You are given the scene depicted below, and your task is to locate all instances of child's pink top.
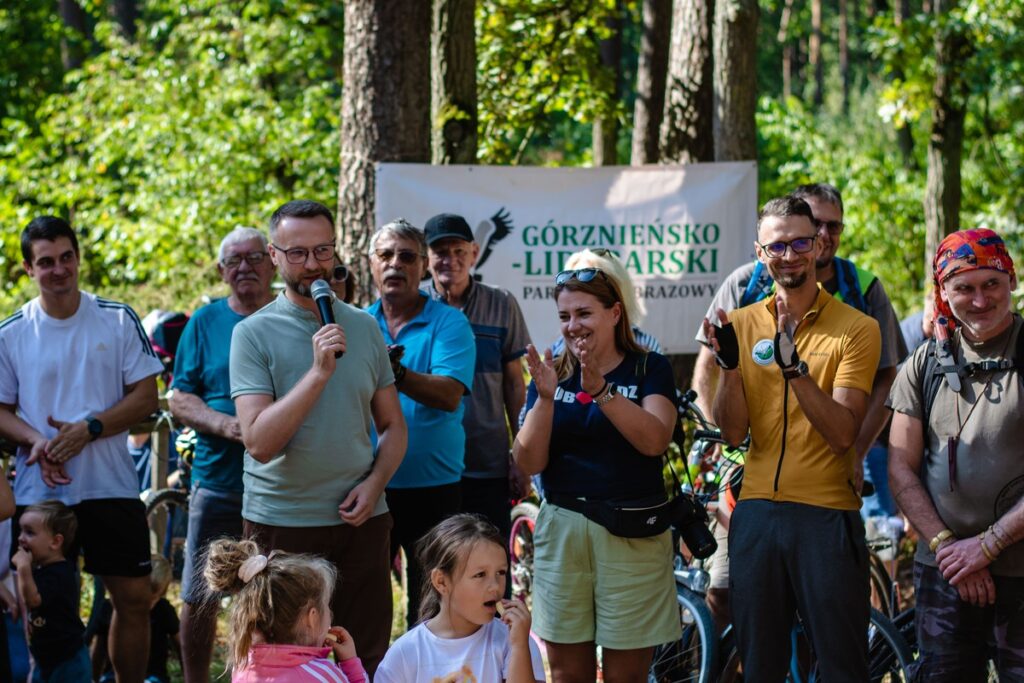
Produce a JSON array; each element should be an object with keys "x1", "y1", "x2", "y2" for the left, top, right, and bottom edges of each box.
[{"x1": 232, "y1": 644, "x2": 367, "y2": 683}]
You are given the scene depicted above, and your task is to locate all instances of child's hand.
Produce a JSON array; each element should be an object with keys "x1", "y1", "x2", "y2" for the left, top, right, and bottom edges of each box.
[
  {"x1": 11, "y1": 548, "x2": 31, "y2": 570},
  {"x1": 325, "y1": 626, "x2": 357, "y2": 661},
  {"x1": 498, "y1": 599, "x2": 531, "y2": 647}
]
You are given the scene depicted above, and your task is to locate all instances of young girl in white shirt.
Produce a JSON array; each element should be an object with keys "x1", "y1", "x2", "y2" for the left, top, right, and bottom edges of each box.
[{"x1": 375, "y1": 514, "x2": 546, "y2": 683}]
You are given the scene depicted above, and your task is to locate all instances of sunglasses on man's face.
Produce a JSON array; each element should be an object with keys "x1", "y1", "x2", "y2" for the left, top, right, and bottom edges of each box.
[
  {"x1": 373, "y1": 248, "x2": 422, "y2": 265},
  {"x1": 756, "y1": 236, "x2": 817, "y2": 259},
  {"x1": 555, "y1": 268, "x2": 607, "y2": 286}
]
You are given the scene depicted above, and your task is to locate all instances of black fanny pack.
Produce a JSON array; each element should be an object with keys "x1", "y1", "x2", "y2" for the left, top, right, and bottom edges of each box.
[{"x1": 547, "y1": 491, "x2": 683, "y2": 538}]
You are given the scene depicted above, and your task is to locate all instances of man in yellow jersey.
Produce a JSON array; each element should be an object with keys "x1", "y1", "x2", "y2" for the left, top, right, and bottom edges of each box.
[{"x1": 703, "y1": 196, "x2": 881, "y2": 682}]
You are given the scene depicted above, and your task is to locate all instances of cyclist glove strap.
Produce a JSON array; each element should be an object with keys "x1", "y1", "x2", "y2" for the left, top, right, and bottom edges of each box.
[
  {"x1": 774, "y1": 325, "x2": 800, "y2": 369},
  {"x1": 713, "y1": 323, "x2": 740, "y2": 370}
]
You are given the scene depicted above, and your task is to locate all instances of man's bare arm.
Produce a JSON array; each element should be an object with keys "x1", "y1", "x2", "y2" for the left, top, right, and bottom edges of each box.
[
  {"x1": 713, "y1": 368, "x2": 749, "y2": 448},
  {"x1": 888, "y1": 411, "x2": 948, "y2": 541},
  {"x1": 789, "y1": 380, "x2": 868, "y2": 456},
  {"x1": 395, "y1": 371, "x2": 465, "y2": 412},
  {"x1": 502, "y1": 357, "x2": 527, "y2": 438},
  {"x1": 169, "y1": 390, "x2": 241, "y2": 442},
  {"x1": 853, "y1": 365, "x2": 897, "y2": 458},
  {"x1": 691, "y1": 345, "x2": 721, "y2": 421}
]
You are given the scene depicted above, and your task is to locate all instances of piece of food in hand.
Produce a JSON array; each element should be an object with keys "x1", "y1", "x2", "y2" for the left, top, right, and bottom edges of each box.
[
  {"x1": 324, "y1": 627, "x2": 346, "y2": 645},
  {"x1": 495, "y1": 601, "x2": 507, "y2": 616}
]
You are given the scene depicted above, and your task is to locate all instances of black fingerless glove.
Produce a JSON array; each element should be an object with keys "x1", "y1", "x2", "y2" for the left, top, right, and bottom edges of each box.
[
  {"x1": 773, "y1": 326, "x2": 800, "y2": 370},
  {"x1": 712, "y1": 323, "x2": 740, "y2": 370}
]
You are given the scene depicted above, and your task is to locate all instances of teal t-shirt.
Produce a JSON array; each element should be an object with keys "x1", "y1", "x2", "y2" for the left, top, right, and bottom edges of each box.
[
  {"x1": 172, "y1": 298, "x2": 246, "y2": 493},
  {"x1": 367, "y1": 292, "x2": 476, "y2": 488},
  {"x1": 229, "y1": 293, "x2": 394, "y2": 526}
]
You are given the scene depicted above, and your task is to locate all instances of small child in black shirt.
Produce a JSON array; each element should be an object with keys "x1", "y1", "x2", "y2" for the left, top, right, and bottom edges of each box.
[{"x1": 12, "y1": 500, "x2": 89, "y2": 683}]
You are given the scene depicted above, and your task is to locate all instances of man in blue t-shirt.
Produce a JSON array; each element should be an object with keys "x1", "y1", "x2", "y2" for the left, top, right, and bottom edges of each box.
[
  {"x1": 170, "y1": 227, "x2": 274, "y2": 683},
  {"x1": 367, "y1": 218, "x2": 476, "y2": 629}
]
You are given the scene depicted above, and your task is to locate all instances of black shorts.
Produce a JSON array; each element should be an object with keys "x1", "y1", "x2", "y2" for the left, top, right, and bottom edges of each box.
[{"x1": 12, "y1": 498, "x2": 152, "y2": 578}]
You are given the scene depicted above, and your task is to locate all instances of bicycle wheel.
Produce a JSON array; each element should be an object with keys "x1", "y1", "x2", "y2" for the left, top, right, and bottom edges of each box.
[
  {"x1": 867, "y1": 608, "x2": 913, "y2": 682},
  {"x1": 648, "y1": 585, "x2": 717, "y2": 683},
  {"x1": 144, "y1": 488, "x2": 189, "y2": 578},
  {"x1": 869, "y1": 552, "x2": 895, "y2": 618},
  {"x1": 509, "y1": 502, "x2": 538, "y2": 607}
]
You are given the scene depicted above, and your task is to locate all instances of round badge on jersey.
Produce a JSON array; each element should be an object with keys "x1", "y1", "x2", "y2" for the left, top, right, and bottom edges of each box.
[{"x1": 752, "y1": 339, "x2": 775, "y2": 366}]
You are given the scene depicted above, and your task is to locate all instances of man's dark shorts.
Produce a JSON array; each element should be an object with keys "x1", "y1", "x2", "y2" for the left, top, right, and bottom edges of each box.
[
  {"x1": 181, "y1": 485, "x2": 243, "y2": 604},
  {"x1": 12, "y1": 498, "x2": 151, "y2": 577}
]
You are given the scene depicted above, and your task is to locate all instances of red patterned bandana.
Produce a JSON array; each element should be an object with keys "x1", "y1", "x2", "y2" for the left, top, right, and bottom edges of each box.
[{"x1": 933, "y1": 228, "x2": 1016, "y2": 331}]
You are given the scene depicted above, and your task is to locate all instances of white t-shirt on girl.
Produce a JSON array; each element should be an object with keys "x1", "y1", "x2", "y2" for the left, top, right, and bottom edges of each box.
[{"x1": 375, "y1": 618, "x2": 546, "y2": 683}]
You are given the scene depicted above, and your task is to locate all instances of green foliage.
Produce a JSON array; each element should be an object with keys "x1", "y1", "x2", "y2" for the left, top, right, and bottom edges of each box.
[
  {"x1": 1, "y1": 0, "x2": 342, "y2": 315},
  {"x1": 476, "y1": 0, "x2": 635, "y2": 165},
  {"x1": 0, "y1": 1, "x2": 65, "y2": 125}
]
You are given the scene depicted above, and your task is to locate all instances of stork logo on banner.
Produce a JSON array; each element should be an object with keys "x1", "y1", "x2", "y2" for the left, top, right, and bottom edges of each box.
[{"x1": 473, "y1": 207, "x2": 514, "y2": 279}]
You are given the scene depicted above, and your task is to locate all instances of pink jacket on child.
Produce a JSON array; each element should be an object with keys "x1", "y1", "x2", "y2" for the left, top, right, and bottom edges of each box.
[{"x1": 232, "y1": 644, "x2": 368, "y2": 683}]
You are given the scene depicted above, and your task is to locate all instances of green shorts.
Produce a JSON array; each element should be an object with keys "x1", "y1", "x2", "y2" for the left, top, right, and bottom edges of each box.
[{"x1": 531, "y1": 502, "x2": 682, "y2": 650}]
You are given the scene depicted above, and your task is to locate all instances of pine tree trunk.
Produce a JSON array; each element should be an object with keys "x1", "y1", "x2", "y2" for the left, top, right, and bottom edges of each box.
[
  {"x1": 339, "y1": 1, "x2": 431, "y2": 305},
  {"x1": 923, "y1": 0, "x2": 970, "y2": 275},
  {"x1": 839, "y1": 0, "x2": 849, "y2": 113},
  {"x1": 713, "y1": 0, "x2": 759, "y2": 161},
  {"x1": 110, "y1": 0, "x2": 137, "y2": 40},
  {"x1": 594, "y1": 3, "x2": 624, "y2": 166},
  {"x1": 631, "y1": 0, "x2": 672, "y2": 164},
  {"x1": 59, "y1": 0, "x2": 89, "y2": 71},
  {"x1": 431, "y1": 0, "x2": 477, "y2": 164},
  {"x1": 778, "y1": 0, "x2": 795, "y2": 100},
  {"x1": 659, "y1": 0, "x2": 715, "y2": 164},
  {"x1": 809, "y1": 0, "x2": 823, "y2": 107}
]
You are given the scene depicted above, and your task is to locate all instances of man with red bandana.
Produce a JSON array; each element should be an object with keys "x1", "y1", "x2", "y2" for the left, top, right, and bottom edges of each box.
[{"x1": 888, "y1": 228, "x2": 1024, "y2": 680}]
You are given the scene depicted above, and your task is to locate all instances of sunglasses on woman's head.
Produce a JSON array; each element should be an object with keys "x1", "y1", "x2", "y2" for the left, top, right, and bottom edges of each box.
[{"x1": 555, "y1": 268, "x2": 607, "y2": 286}]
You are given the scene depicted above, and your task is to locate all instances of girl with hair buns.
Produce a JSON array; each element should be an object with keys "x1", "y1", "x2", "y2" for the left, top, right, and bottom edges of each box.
[
  {"x1": 514, "y1": 267, "x2": 680, "y2": 682},
  {"x1": 203, "y1": 538, "x2": 367, "y2": 683}
]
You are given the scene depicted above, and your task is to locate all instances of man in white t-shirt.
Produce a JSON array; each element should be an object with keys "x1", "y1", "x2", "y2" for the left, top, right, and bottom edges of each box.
[{"x1": 0, "y1": 216, "x2": 163, "y2": 683}]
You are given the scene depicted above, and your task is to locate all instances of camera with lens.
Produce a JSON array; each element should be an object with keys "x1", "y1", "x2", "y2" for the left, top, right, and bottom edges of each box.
[{"x1": 673, "y1": 492, "x2": 718, "y2": 559}]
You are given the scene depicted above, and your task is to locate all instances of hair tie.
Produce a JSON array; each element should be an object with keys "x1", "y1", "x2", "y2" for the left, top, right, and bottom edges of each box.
[{"x1": 238, "y1": 555, "x2": 269, "y2": 583}]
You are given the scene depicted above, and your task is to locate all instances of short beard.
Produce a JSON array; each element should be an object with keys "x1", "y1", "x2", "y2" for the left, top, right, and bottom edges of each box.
[
  {"x1": 776, "y1": 271, "x2": 808, "y2": 289},
  {"x1": 815, "y1": 256, "x2": 830, "y2": 269}
]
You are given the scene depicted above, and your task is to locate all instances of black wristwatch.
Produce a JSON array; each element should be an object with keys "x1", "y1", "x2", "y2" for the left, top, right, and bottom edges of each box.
[
  {"x1": 85, "y1": 416, "x2": 104, "y2": 441},
  {"x1": 782, "y1": 361, "x2": 809, "y2": 381}
]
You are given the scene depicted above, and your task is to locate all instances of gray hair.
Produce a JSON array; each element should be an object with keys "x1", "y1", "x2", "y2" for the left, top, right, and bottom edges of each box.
[
  {"x1": 369, "y1": 218, "x2": 427, "y2": 256},
  {"x1": 218, "y1": 227, "x2": 268, "y2": 263}
]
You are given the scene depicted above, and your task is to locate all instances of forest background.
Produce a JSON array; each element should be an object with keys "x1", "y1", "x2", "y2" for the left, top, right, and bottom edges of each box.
[{"x1": 1, "y1": 0, "x2": 1022, "y2": 320}]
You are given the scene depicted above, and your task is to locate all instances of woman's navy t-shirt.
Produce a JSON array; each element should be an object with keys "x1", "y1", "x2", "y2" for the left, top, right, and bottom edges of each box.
[{"x1": 525, "y1": 350, "x2": 677, "y2": 501}]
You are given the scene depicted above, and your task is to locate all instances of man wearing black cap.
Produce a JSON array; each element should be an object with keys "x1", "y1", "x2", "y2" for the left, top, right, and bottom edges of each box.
[{"x1": 425, "y1": 214, "x2": 532, "y2": 543}]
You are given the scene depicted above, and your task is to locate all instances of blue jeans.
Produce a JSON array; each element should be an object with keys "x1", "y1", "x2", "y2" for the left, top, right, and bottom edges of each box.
[
  {"x1": 32, "y1": 645, "x2": 90, "y2": 683},
  {"x1": 861, "y1": 444, "x2": 897, "y2": 518},
  {"x1": 181, "y1": 484, "x2": 243, "y2": 604}
]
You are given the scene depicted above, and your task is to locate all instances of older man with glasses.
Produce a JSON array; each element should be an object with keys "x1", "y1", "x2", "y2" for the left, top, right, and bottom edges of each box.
[
  {"x1": 170, "y1": 226, "x2": 275, "y2": 683},
  {"x1": 705, "y1": 195, "x2": 881, "y2": 682},
  {"x1": 228, "y1": 200, "x2": 406, "y2": 675},
  {"x1": 367, "y1": 218, "x2": 476, "y2": 629}
]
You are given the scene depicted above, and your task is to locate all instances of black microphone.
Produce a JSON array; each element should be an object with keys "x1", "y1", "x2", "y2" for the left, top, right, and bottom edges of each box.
[{"x1": 310, "y1": 279, "x2": 343, "y2": 359}]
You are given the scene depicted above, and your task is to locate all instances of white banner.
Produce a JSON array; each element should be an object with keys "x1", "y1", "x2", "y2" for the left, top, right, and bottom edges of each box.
[{"x1": 375, "y1": 163, "x2": 758, "y2": 354}]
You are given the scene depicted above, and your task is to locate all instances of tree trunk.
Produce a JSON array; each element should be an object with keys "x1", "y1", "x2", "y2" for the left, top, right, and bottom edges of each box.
[
  {"x1": 110, "y1": 0, "x2": 137, "y2": 40},
  {"x1": 923, "y1": 0, "x2": 970, "y2": 277},
  {"x1": 809, "y1": 0, "x2": 823, "y2": 107},
  {"x1": 593, "y1": 2, "x2": 624, "y2": 166},
  {"x1": 839, "y1": 0, "x2": 849, "y2": 113},
  {"x1": 59, "y1": 0, "x2": 89, "y2": 71},
  {"x1": 713, "y1": 0, "x2": 759, "y2": 160},
  {"x1": 631, "y1": 0, "x2": 672, "y2": 164},
  {"x1": 778, "y1": 0, "x2": 795, "y2": 100},
  {"x1": 659, "y1": 0, "x2": 715, "y2": 164},
  {"x1": 431, "y1": 0, "x2": 477, "y2": 164},
  {"x1": 339, "y1": 1, "x2": 431, "y2": 305},
  {"x1": 893, "y1": 0, "x2": 917, "y2": 169}
]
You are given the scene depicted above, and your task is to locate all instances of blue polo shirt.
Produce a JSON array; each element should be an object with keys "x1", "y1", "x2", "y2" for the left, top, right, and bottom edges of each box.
[
  {"x1": 368, "y1": 292, "x2": 476, "y2": 488},
  {"x1": 172, "y1": 298, "x2": 246, "y2": 493}
]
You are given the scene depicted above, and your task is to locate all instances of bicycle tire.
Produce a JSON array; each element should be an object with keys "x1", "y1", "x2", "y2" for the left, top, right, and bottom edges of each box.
[
  {"x1": 509, "y1": 502, "x2": 538, "y2": 607},
  {"x1": 868, "y1": 552, "x2": 895, "y2": 618},
  {"x1": 144, "y1": 488, "x2": 189, "y2": 577},
  {"x1": 648, "y1": 584, "x2": 717, "y2": 683},
  {"x1": 716, "y1": 609, "x2": 912, "y2": 683}
]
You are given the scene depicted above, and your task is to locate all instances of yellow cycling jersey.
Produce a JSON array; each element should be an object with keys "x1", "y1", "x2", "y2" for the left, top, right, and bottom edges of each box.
[{"x1": 730, "y1": 285, "x2": 881, "y2": 510}]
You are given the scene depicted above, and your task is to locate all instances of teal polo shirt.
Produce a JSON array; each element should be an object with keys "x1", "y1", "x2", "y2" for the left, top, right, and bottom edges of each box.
[{"x1": 367, "y1": 291, "x2": 476, "y2": 488}]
